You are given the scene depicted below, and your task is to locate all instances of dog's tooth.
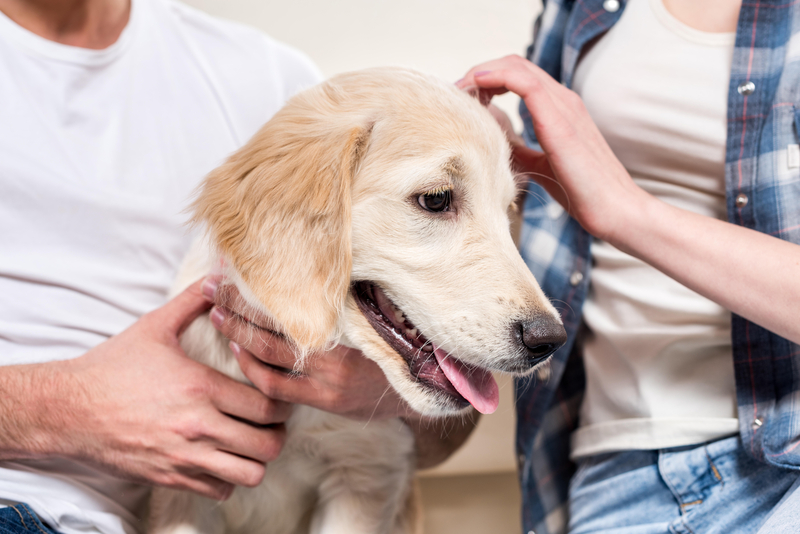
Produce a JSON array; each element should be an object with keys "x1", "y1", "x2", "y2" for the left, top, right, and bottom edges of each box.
[
  {"x1": 407, "y1": 328, "x2": 418, "y2": 338},
  {"x1": 394, "y1": 309, "x2": 405, "y2": 323}
]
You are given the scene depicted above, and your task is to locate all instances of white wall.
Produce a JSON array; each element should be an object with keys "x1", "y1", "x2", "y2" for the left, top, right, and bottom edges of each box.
[{"x1": 182, "y1": 0, "x2": 541, "y2": 130}]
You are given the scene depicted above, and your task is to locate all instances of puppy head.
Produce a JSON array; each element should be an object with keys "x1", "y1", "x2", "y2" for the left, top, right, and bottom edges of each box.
[
  {"x1": 195, "y1": 68, "x2": 566, "y2": 415},
  {"x1": 193, "y1": 87, "x2": 372, "y2": 352},
  {"x1": 332, "y1": 69, "x2": 567, "y2": 416}
]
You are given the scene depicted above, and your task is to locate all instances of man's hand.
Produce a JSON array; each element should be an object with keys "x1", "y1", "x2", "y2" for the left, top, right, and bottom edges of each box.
[
  {"x1": 206, "y1": 277, "x2": 479, "y2": 468},
  {"x1": 208, "y1": 280, "x2": 413, "y2": 422},
  {"x1": 0, "y1": 279, "x2": 291, "y2": 500}
]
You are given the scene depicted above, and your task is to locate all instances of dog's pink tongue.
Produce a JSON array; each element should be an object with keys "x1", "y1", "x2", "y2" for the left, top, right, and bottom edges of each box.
[{"x1": 434, "y1": 349, "x2": 499, "y2": 414}]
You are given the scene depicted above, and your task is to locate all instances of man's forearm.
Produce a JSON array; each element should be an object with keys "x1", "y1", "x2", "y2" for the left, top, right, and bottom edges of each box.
[
  {"x1": 403, "y1": 410, "x2": 479, "y2": 470},
  {"x1": 0, "y1": 361, "x2": 68, "y2": 461}
]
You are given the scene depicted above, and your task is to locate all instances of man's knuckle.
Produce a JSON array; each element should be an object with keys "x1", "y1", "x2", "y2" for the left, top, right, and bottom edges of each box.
[
  {"x1": 176, "y1": 416, "x2": 209, "y2": 441},
  {"x1": 252, "y1": 397, "x2": 274, "y2": 424},
  {"x1": 255, "y1": 371, "x2": 277, "y2": 396}
]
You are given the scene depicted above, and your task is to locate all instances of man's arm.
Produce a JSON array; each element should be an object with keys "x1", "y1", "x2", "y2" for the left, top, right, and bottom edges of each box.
[
  {"x1": 0, "y1": 279, "x2": 291, "y2": 499},
  {"x1": 402, "y1": 412, "x2": 479, "y2": 469},
  {"x1": 0, "y1": 361, "x2": 69, "y2": 462}
]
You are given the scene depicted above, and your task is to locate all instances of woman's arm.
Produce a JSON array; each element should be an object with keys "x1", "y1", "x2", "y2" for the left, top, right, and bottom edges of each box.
[{"x1": 459, "y1": 55, "x2": 800, "y2": 345}]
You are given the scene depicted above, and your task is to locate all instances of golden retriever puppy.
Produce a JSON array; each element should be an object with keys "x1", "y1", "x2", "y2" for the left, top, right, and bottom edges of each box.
[{"x1": 148, "y1": 67, "x2": 566, "y2": 534}]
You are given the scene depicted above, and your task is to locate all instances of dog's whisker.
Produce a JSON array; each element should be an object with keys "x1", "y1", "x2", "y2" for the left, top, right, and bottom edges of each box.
[
  {"x1": 548, "y1": 298, "x2": 574, "y2": 318},
  {"x1": 363, "y1": 384, "x2": 397, "y2": 429},
  {"x1": 513, "y1": 170, "x2": 572, "y2": 216}
]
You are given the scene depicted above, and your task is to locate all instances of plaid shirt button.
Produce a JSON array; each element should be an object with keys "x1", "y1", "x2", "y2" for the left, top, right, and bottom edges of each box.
[
  {"x1": 603, "y1": 0, "x2": 620, "y2": 12},
  {"x1": 735, "y1": 194, "x2": 749, "y2": 207},
  {"x1": 737, "y1": 81, "x2": 755, "y2": 95},
  {"x1": 569, "y1": 271, "x2": 584, "y2": 286}
]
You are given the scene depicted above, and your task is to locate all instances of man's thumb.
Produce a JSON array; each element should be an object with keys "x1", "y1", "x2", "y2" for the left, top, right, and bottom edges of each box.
[{"x1": 154, "y1": 278, "x2": 214, "y2": 337}]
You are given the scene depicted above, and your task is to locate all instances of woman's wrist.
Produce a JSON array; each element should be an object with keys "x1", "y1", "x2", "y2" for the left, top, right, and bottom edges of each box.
[{"x1": 592, "y1": 179, "x2": 659, "y2": 249}]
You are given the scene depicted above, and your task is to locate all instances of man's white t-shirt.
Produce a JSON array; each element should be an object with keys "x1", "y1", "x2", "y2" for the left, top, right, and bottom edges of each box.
[{"x1": 0, "y1": 1, "x2": 321, "y2": 533}]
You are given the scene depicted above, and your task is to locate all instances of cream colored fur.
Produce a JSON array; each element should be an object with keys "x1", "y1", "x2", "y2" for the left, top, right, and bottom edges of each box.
[{"x1": 148, "y1": 68, "x2": 561, "y2": 534}]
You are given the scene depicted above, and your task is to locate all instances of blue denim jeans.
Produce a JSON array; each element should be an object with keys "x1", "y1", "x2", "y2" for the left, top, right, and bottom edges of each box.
[
  {"x1": 568, "y1": 435, "x2": 800, "y2": 534},
  {"x1": 0, "y1": 505, "x2": 61, "y2": 534}
]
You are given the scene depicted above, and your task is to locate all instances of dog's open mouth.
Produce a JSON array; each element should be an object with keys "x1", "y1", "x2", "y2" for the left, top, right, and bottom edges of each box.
[{"x1": 353, "y1": 281, "x2": 499, "y2": 414}]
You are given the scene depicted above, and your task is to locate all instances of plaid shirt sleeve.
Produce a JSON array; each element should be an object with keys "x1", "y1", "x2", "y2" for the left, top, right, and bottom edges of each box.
[{"x1": 514, "y1": 1, "x2": 800, "y2": 533}]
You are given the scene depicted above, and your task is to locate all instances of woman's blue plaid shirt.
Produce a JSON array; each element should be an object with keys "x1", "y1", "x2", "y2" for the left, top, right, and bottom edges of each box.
[{"x1": 514, "y1": 1, "x2": 800, "y2": 533}]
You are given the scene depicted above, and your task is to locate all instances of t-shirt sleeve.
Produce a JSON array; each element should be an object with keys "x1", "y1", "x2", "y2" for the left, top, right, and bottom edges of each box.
[{"x1": 268, "y1": 38, "x2": 324, "y2": 101}]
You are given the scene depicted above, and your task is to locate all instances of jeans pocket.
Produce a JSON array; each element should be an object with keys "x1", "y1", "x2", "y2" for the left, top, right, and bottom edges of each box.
[{"x1": 4, "y1": 505, "x2": 60, "y2": 534}]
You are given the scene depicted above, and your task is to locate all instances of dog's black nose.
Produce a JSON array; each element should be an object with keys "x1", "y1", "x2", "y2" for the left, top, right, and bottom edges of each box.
[{"x1": 515, "y1": 316, "x2": 567, "y2": 366}]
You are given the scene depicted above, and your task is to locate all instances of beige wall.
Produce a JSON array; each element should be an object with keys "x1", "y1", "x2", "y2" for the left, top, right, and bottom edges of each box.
[{"x1": 182, "y1": 0, "x2": 541, "y2": 130}]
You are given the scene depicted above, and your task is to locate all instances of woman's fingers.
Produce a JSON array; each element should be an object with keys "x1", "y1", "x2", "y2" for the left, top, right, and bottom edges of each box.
[{"x1": 473, "y1": 69, "x2": 578, "y2": 147}]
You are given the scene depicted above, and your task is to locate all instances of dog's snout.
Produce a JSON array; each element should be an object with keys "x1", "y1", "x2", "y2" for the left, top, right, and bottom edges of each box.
[{"x1": 515, "y1": 316, "x2": 567, "y2": 366}]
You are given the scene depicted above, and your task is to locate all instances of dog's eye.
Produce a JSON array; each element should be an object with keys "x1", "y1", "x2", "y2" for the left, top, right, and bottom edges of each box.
[{"x1": 418, "y1": 189, "x2": 451, "y2": 213}]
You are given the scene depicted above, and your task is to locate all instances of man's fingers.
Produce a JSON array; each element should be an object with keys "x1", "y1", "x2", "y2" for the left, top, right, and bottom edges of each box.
[
  {"x1": 206, "y1": 415, "x2": 287, "y2": 466},
  {"x1": 233, "y1": 344, "x2": 308, "y2": 404},
  {"x1": 210, "y1": 373, "x2": 293, "y2": 426},
  {"x1": 187, "y1": 449, "x2": 270, "y2": 489},
  {"x1": 151, "y1": 278, "x2": 214, "y2": 338},
  {"x1": 167, "y1": 472, "x2": 234, "y2": 501},
  {"x1": 210, "y1": 306, "x2": 299, "y2": 369}
]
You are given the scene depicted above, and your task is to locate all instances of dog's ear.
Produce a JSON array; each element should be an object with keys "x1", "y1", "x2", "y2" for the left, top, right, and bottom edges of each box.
[{"x1": 194, "y1": 101, "x2": 372, "y2": 351}]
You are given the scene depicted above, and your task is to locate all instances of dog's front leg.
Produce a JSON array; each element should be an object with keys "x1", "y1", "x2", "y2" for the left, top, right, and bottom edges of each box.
[
  {"x1": 309, "y1": 479, "x2": 421, "y2": 534},
  {"x1": 308, "y1": 425, "x2": 419, "y2": 534}
]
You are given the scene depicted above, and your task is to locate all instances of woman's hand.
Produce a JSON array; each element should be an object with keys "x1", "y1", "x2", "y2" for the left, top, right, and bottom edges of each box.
[
  {"x1": 457, "y1": 54, "x2": 800, "y2": 346},
  {"x1": 458, "y1": 54, "x2": 648, "y2": 243}
]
